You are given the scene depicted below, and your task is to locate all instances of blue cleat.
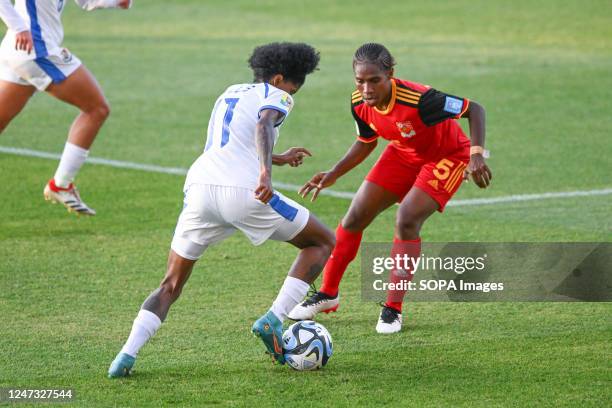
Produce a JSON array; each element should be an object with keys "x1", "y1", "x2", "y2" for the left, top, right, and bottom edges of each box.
[
  {"x1": 251, "y1": 311, "x2": 285, "y2": 364},
  {"x1": 108, "y1": 352, "x2": 136, "y2": 378}
]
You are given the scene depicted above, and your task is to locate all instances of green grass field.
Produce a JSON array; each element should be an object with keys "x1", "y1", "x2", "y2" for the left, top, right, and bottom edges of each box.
[{"x1": 1, "y1": 1, "x2": 611, "y2": 406}]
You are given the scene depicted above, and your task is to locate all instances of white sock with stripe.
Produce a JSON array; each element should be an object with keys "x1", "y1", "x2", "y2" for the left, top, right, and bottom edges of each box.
[
  {"x1": 120, "y1": 309, "x2": 162, "y2": 358},
  {"x1": 54, "y1": 142, "x2": 89, "y2": 188},
  {"x1": 270, "y1": 276, "x2": 310, "y2": 323}
]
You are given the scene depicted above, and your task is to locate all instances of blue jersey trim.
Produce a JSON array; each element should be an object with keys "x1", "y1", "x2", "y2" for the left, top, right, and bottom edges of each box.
[
  {"x1": 258, "y1": 105, "x2": 288, "y2": 117},
  {"x1": 35, "y1": 57, "x2": 67, "y2": 83},
  {"x1": 26, "y1": 0, "x2": 48, "y2": 58},
  {"x1": 258, "y1": 105, "x2": 287, "y2": 127},
  {"x1": 264, "y1": 82, "x2": 269, "y2": 98},
  {"x1": 268, "y1": 194, "x2": 298, "y2": 222}
]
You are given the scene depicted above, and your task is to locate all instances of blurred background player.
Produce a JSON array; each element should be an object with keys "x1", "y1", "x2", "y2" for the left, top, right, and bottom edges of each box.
[
  {"x1": 108, "y1": 42, "x2": 334, "y2": 377},
  {"x1": 0, "y1": 0, "x2": 132, "y2": 216},
  {"x1": 291, "y1": 43, "x2": 492, "y2": 334}
]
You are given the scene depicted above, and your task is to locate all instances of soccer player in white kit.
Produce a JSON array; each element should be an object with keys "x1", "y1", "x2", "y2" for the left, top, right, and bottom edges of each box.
[
  {"x1": 0, "y1": 0, "x2": 132, "y2": 215},
  {"x1": 108, "y1": 42, "x2": 334, "y2": 377}
]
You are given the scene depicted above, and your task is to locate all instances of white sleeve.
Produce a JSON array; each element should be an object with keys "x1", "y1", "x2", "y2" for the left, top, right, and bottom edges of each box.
[
  {"x1": 74, "y1": 0, "x2": 129, "y2": 11},
  {"x1": 0, "y1": 0, "x2": 28, "y2": 32},
  {"x1": 258, "y1": 86, "x2": 294, "y2": 127}
]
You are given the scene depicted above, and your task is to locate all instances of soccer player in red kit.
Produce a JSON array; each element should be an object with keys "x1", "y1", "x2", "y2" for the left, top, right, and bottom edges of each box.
[{"x1": 289, "y1": 43, "x2": 492, "y2": 333}]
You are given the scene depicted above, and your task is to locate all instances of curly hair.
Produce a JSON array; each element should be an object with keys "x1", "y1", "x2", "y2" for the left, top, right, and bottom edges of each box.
[
  {"x1": 353, "y1": 43, "x2": 396, "y2": 72},
  {"x1": 248, "y1": 42, "x2": 320, "y2": 85}
]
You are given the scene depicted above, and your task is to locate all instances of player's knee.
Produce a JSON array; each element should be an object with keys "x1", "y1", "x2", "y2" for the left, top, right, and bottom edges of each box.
[
  {"x1": 88, "y1": 100, "x2": 110, "y2": 122},
  {"x1": 319, "y1": 228, "x2": 336, "y2": 258},
  {"x1": 98, "y1": 100, "x2": 111, "y2": 121},
  {"x1": 395, "y1": 214, "x2": 421, "y2": 240},
  {"x1": 342, "y1": 211, "x2": 369, "y2": 232}
]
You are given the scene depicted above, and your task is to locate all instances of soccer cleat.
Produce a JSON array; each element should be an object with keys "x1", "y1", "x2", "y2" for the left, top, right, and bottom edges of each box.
[
  {"x1": 251, "y1": 310, "x2": 285, "y2": 364},
  {"x1": 376, "y1": 305, "x2": 403, "y2": 334},
  {"x1": 43, "y1": 179, "x2": 96, "y2": 216},
  {"x1": 287, "y1": 291, "x2": 339, "y2": 321},
  {"x1": 107, "y1": 352, "x2": 136, "y2": 378}
]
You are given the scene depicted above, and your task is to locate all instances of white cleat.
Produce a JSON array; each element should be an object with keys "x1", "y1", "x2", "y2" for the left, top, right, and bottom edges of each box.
[
  {"x1": 44, "y1": 179, "x2": 96, "y2": 216},
  {"x1": 376, "y1": 305, "x2": 402, "y2": 334},
  {"x1": 288, "y1": 291, "x2": 339, "y2": 321}
]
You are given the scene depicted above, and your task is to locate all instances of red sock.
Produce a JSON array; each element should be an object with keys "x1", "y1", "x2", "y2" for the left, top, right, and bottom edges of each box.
[
  {"x1": 319, "y1": 224, "x2": 363, "y2": 297},
  {"x1": 385, "y1": 237, "x2": 421, "y2": 312}
]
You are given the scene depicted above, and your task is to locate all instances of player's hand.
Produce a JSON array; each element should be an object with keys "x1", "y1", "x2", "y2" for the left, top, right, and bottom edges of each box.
[
  {"x1": 15, "y1": 30, "x2": 33, "y2": 54},
  {"x1": 117, "y1": 0, "x2": 132, "y2": 9},
  {"x1": 299, "y1": 171, "x2": 337, "y2": 202},
  {"x1": 278, "y1": 147, "x2": 312, "y2": 167},
  {"x1": 465, "y1": 154, "x2": 492, "y2": 188},
  {"x1": 255, "y1": 173, "x2": 274, "y2": 203}
]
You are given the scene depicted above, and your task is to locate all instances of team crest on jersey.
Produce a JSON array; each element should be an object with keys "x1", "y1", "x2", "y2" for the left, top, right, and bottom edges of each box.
[
  {"x1": 60, "y1": 48, "x2": 73, "y2": 63},
  {"x1": 280, "y1": 94, "x2": 292, "y2": 108},
  {"x1": 396, "y1": 121, "x2": 416, "y2": 139}
]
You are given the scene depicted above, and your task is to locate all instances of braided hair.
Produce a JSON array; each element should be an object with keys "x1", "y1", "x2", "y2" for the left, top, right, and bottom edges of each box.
[{"x1": 353, "y1": 43, "x2": 396, "y2": 72}]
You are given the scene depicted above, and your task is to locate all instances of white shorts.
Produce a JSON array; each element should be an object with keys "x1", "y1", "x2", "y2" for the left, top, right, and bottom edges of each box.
[
  {"x1": 171, "y1": 184, "x2": 310, "y2": 260},
  {"x1": 0, "y1": 48, "x2": 81, "y2": 91}
]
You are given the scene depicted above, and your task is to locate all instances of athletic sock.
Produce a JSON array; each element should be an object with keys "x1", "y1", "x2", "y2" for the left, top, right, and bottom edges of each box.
[
  {"x1": 319, "y1": 223, "x2": 363, "y2": 297},
  {"x1": 270, "y1": 276, "x2": 310, "y2": 323},
  {"x1": 385, "y1": 237, "x2": 421, "y2": 313},
  {"x1": 53, "y1": 142, "x2": 89, "y2": 188},
  {"x1": 120, "y1": 309, "x2": 162, "y2": 358}
]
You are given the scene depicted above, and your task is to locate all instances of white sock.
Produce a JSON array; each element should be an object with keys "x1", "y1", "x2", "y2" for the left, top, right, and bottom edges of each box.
[
  {"x1": 120, "y1": 309, "x2": 162, "y2": 358},
  {"x1": 54, "y1": 142, "x2": 89, "y2": 188},
  {"x1": 270, "y1": 276, "x2": 310, "y2": 323}
]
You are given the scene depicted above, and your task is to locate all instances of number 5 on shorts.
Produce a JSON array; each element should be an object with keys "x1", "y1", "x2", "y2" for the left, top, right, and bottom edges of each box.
[{"x1": 433, "y1": 158, "x2": 455, "y2": 180}]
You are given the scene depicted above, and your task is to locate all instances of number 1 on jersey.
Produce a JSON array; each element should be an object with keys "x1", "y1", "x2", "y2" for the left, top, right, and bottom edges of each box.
[
  {"x1": 220, "y1": 98, "x2": 239, "y2": 148},
  {"x1": 205, "y1": 98, "x2": 239, "y2": 151}
]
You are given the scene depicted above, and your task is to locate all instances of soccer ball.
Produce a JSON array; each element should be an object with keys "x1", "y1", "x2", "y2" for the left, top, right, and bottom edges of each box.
[{"x1": 282, "y1": 320, "x2": 333, "y2": 370}]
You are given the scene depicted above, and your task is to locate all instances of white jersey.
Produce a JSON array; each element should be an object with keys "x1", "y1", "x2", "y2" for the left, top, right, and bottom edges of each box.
[
  {"x1": 0, "y1": 0, "x2": 124, "y2": 59},
  {"x1": 186, "y1": 82, "x2": 294, "y2": 190}
]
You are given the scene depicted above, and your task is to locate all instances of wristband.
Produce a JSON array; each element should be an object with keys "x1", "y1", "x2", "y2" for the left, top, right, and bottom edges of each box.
[{"x1": 470, "y1": 146, "x2": 484, "y2": 155}]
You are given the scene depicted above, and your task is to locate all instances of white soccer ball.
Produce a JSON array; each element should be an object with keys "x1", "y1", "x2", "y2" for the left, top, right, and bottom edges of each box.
[{"x1": 282, "y1": 320, "x2": 333, "y2": 370}]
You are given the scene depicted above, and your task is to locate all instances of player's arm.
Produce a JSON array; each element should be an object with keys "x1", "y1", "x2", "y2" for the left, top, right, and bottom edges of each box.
[
  {"x1": 0, "y1": 0, "x2": 32, "y2": 53},
  {"x1": 299, "y1": 139, "x2": 378, "y2": 201},
  {"x1": 254, "y1": 109, "x2": 285, "y2": 203},
  {"x1": 462, "y1": 101, "x2": 492, "y2": 188},
  {"x1": 272, "y1": 147, "x2": 312, "y2": 167},
  {"x1": 300, "y1": 103, "x2": 378, "y2": 201},
  {"x1": 418, "y1": 88, "x2": 492, "y2": 188},
  {"x1": 74, "y1": 0, "x2": 131, "y2": 11}
]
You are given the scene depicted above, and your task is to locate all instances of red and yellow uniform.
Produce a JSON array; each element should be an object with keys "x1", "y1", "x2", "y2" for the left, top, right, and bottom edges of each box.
[{"x1": 352, "y1": 78, "x2": 471, "y2": 210}]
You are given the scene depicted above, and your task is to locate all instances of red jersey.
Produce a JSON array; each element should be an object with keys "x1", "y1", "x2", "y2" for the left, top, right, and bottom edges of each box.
[{"x1": 351, "y1": 78, "x2": 470, "y2": 164}]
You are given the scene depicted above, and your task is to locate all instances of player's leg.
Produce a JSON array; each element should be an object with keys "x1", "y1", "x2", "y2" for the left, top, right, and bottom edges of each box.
[
  {"x1": 46, "y1": 65, "x2": 110, "y2": 150},
  {"x1": 252, "y1": 212, "x2": 335, "y2": 364},
  {"x1": 0, "y1": 80, "x2": 36, "y2": 134},
  {"x1": 318, "y1": 145, "x2": 414, "y2": 299},
  {"x1": 43, "y1": 65, "x2": 110, "y2": 215},
  {"x1": 272, "y1": 214, "x2": 336, "y2": 319},
  {"x1": 290, "y1": 146, "x2": 413, "y2": 320},
  {"x1": 320, "y1": 180, "x2": 399, "y2": 294},
  {"x1": 376, "y1": 187, "x2": 438, "y2": 334},
  {"x1": 108, "y1": 251, "x2": 197, "y2": 378},
  {"x1": 377, "y1": 156, "x2": 468, "y2": 333},
  {"x1": 109, "y1": 185, "x2": 228, "y2": 377},
  {"x1": 287, "y1": 181, "x2": 398, "y2": 320}
]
